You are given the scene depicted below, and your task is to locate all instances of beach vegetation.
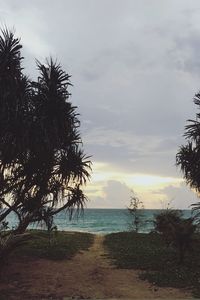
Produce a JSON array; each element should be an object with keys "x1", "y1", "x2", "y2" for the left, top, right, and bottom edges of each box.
[
  {"x1": 0, "y1": 28, "x2": 91, "y2": 261},
  {"x1": 104, "y1": 231, "x2": 200, "y2": 297},
  {"x1": 127, "y1": 191, "x2": 144, "y2": 233},
  {"x1": 13, "y1": 230, "x2": 94, "y2": 261},
  {"x1": 154, "y1": 209, "x2": 197, "y2": 264}
]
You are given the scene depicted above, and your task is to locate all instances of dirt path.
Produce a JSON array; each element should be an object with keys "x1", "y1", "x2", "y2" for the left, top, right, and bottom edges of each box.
[{"x1": 1, "y1": 234, "x2": 192, "y2": 299}]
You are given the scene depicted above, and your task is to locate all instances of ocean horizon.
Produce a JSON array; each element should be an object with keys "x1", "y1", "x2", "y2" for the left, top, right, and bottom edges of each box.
[{"x1": 6, "y1": 208, "x2": 193, "y2": 234}]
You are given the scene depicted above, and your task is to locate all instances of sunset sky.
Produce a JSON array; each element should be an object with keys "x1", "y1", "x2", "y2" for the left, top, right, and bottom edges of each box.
[{"x1": 1, "y1": 0, "x2": 200, "y2": 208}]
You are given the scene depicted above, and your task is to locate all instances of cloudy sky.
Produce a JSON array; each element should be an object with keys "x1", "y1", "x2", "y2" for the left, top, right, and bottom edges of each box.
[{"x1": 1, "y1": 0, "x2": 200, "y2": 208}]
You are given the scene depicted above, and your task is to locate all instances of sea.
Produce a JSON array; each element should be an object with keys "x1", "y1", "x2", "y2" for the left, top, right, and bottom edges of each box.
[{"x1": 6, "y1": 209, "x2": 194, "y2": 234}]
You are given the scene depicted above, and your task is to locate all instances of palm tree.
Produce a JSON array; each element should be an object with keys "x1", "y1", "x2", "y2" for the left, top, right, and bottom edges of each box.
[
  {"x1": 176, "y1": 92, "x2": 200, "y2": 212},
  {"x1": 0, "y1": 29, "x2": 91, "y2": 260}
]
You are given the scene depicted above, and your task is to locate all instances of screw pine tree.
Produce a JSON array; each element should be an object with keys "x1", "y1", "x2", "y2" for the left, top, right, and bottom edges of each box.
[{"x1": 0, "y1": 29, "x2": 91, "y2": 260}]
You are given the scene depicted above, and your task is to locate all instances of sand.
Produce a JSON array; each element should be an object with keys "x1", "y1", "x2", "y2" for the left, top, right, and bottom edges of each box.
[{"x1": 0, "y1": 234, "x2": 193, "y2": 299}]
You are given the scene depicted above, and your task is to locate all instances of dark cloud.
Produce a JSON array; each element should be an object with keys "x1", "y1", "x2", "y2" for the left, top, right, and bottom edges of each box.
[
  {"x1": 83, "y1": 128, "x2": 185, "y2": 176},
  {"x1": 1, "y1": 0, "x2": 200, "y2": 207}
]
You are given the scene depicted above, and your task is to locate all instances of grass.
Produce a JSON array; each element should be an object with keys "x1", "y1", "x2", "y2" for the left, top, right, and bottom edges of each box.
[
  {"x1": 104, "y1": 231, "x2": 200, "y2": 298},
  {"x1": 12, "y1": 230, "x2": 94, "y2": 260}
]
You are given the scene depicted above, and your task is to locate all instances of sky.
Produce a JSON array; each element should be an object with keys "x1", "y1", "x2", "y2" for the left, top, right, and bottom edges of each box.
[{"x1": 1, "y1": 0, "x2": 200, "y2": 209}]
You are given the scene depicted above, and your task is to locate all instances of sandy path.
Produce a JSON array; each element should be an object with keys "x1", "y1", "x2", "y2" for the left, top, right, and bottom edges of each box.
[{"x1": 1, "y1": 234, "x2": 192, "y2": 299}]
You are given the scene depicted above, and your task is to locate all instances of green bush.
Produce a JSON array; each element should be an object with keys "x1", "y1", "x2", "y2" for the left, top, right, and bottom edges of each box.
[{"x1": 154, "y1": 209, "x2": 197, "y2": 263}]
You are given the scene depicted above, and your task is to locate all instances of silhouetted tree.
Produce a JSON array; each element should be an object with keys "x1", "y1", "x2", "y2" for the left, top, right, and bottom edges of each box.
[
  {"x1": 176, "y1": 91, "x2": 200, "y2": 215},
  {"x1": 0, "y1": 29, "x2": 91, "y2": 260}
]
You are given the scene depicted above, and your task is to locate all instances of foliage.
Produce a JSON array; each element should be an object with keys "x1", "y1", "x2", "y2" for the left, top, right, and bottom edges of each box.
[
  {"x1": 0, "y1": 28, "x2": 91, "y2": 260},
  {"x1": 127, "y1": 191, "x2": 144, "y2": 233},
  {"x1": 104, "y1": 231, "x2": 200, "y2": 297},
  {"x1": 176, "y1": 91, "x2": 200, "y2": 197},
  {"x1": 13, "y1": 230, "x2": 94, "y2": 260},
  {"x1": 154, "y1": 209, "x2": 197, "y2": 263},
  {"x1": 154, "y1": 209, "x2": 183, "y2": 245}
]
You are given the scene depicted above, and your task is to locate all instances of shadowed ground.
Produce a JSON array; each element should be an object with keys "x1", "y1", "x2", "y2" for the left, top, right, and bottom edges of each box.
[{"x1": 0, "y1": 234, "x2": 192, "y2": 299}]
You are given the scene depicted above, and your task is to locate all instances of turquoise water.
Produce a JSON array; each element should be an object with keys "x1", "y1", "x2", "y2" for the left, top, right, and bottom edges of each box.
[
  {"x1": 6, "y1": 209, "x2": 193, "y2": 234},
  {"x1": 40, "y1": 208, "x2": 193, "y2": 234}
]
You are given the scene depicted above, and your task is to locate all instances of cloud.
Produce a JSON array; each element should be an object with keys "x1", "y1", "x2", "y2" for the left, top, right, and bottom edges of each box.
[
  {"x1": 87, "y1": 180, "x2": 130, "y2": 208},
  {"x1": 83, "y1": 127, "x2": 183, "y2": 177},
  {"x1": 1, "y1": 0, "x2": 200, "y2": 207},
  {"x1": 154, "y1": 182, "x2": 198, "y2": 209}
]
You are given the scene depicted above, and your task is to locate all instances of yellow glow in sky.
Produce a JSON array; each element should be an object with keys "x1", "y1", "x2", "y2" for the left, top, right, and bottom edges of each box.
[
  {"x1": 127, "y1": 174, "x2": 182, "y2": 187},
  {"x1": 84, "y1": 161, "x2": 184, "y2": 208},
  {"x1": 90, "y1": 162, "x2": 182, "y2": 188}
]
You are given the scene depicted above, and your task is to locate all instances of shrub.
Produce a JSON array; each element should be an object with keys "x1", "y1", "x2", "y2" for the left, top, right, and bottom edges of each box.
[{"x1": 154, "y1": 209, "x2": 197, "y2": 263}]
